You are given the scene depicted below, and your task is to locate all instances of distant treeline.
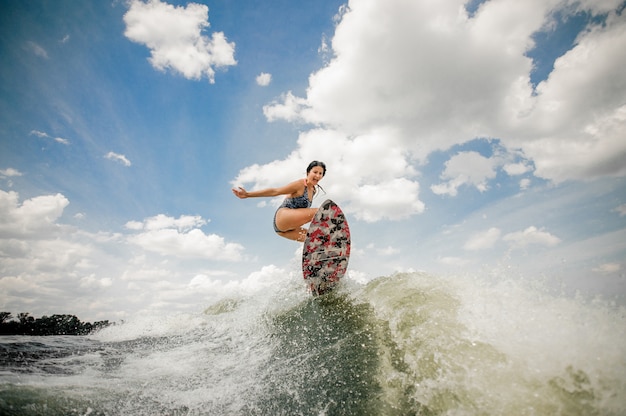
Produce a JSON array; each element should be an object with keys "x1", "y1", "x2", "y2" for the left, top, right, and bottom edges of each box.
[{"x1": 0, "y1": 312, "x2": 111, "y2": 336}]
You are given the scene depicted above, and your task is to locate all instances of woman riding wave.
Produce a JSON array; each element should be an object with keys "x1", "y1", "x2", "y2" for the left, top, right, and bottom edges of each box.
[{"x1": 232, "y1": 161, "x2": 326, "y2": 242}]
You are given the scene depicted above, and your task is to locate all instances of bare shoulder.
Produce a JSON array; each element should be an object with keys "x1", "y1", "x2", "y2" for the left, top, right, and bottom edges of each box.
[{"x1": 277, "y1": 178, "x2": 306, "y2": 196}]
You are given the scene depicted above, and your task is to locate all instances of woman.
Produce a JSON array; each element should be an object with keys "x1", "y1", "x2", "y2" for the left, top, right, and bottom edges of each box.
[{"x1": 232, "y1": 161, "x2": 326, "y2": 242}]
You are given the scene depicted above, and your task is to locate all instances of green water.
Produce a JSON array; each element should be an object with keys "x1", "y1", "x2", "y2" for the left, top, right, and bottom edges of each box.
[{"x1": 1, "y1": 273, "x2": 624, "y2": 415}]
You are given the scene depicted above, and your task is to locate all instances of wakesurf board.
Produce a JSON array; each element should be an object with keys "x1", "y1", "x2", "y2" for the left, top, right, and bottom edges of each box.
[{"x1": 302, "y1": 199, "x2": 351, "y2": 295}]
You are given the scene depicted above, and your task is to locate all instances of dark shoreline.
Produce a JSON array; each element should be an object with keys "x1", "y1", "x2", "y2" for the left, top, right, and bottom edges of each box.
[{"x1": 1, "y1": 312, "x2": 111, "y2": 336}]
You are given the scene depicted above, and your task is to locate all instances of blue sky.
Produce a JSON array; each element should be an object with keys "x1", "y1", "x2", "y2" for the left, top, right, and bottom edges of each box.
[{"x1": 1, "y1": 0, "x2": 625, "y2": 321}]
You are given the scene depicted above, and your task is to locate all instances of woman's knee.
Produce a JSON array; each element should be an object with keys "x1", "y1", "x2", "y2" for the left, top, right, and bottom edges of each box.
[{"x1": 277, "y1": 227, "x2": 307, "y2": 242}]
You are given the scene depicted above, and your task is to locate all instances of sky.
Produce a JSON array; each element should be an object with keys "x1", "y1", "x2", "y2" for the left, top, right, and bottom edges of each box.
[{"x1": 1, "y1": 0, "x2": 625, "y2": 322}]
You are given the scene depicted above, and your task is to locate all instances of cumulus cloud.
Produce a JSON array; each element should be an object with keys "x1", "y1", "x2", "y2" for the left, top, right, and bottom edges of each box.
[
  {"x1": 431, "y1": 151, "x2": 498, "y2": 196},
  {"x1": 519, "y1": 178, "x2": 531, "y2": 190},
  {"x1": 263, "y1": 91, "x2": 308, "y2": 122},
  {"x1": 232, "y1": 127, "x2": 424, "y2": 221},
  {"x1": 126, "y1": 214, "x2": 207, "y2": 231},
  {"x1": 460, "y1": 225, "x2": 561, "y2": 252},
  {"x1": 592, "y1": 262, "x2": 621, "y2": 274},
  {"x1": 514, "y1": 16, "x2": 626, "y2": 181},
  {"x1": 0, "y1": 189, "x2": 251, "y2": 321},
  {"x1": 105, "y1": 151, "x2": 132, "y2": 167},
  {"x1": 503, "y1": 162, "x2": 532, "y2": 176},
  {"x1": 123, "y1": 0, "x2": 236, "y2": 83},
  {"x1": 256, "y1": 72, "x2": 272, "y2": 86},
  {"x1": 126, "y1": 214, "x2": 243, "y2": 261},
  {"x1": 377, "y1": 246, "x2": 399, "y2": 256},
  {"x1": 0, "y1": 190, "x2": 107, "y2": 318},
  {"x1": 243, "y1": 0, "x2": 626, "y2": 220},
  {"x1": 80, "y1": 275, "x2": 113, "y2": 289},
  {"x1": 190, "y1": 264, "x2": 287, "y2": 295},
  {"x1": 0, "y1": 168, "x2": 22, "y2": 178},
  {"x1": 503, "y1": 226, "x2": 561, "y2": 248},
  {"x1": 349, "y1": 178, "x2": 424, "y2": 222},
  {"x1": 263, "y1": 0, "x2": 546, "y2": 146},
  {"x1": 464, "y1": 227, "x2": 502, "y2": 251},
  {"x1": 0, "y1": 190, "x2": 69, "y2": 237}
]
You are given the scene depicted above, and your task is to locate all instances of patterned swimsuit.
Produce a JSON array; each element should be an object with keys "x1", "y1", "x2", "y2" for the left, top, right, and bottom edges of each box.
[{"x1": 273, "y1": 184, "x2": 313, "y2": 233}]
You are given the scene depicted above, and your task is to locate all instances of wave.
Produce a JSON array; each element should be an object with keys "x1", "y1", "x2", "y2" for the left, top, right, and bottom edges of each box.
[{"x1": 0, "y1": 271, "x2": 624, "y2": 415}]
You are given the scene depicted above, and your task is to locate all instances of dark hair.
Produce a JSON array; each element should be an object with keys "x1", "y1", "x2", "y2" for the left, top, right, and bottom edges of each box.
[
  {"x1": 306, "y1": 161, "x2": 326, "y2": 198},
  {"x1": 307, "y1": 160, "x2": 326, "y2": 176}
]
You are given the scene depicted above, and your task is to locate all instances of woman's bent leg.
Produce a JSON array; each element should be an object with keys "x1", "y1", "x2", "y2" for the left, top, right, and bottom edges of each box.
[{"x1": 274, "y1": 207, "x2": 317, "y2": 241}]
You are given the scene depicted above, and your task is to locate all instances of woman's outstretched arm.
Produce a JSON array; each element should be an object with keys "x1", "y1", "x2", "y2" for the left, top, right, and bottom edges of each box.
[{"x1": 232, "y1": 179, "x2": 302, "y2": 199}]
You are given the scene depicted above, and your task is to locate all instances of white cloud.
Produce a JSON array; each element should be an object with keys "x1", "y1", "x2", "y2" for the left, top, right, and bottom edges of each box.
[
  {"x1": 256, "y1": 72, "x2": 272, "y2": 86},
  {"x1": 189, "y1": 264, "x2": 286, "y2": 295},
  {"x1": 54, "y1": 137, "x2": 70, "y2": 145},
  {"x1": 0, "y1": 190, "x2": 248, "y2": 320},
  {"x1": 123, "y1": 0, "x2": 236, "y2": 83},
  {"x1": 503, "y1": 226, "x2": 561, "y2": 248},
  {"x1": 513, "y1": 16, "x2": 626, "y2": 182},
  {"x1": 30, "y1": 130, "x2": 70, "y2": 145},
  {"x1": 349, "y1": 178, "x2": 424, "y2": 222},
  {"x1": 0, "y1": 190, "x2": 69, "y2": 237},
  {"x1": 263, "y1": 0, "x2": 545, "y2": 149},
  {"x1": 503, "y1": 162, "x2": 531, "y2": 176},
  {"x1": 126, "y1": 214, "x2": 243, "y2": 261},
  {"x1": 247, "y1": 0, "x2": 626, "y2": 217},
  {"x1": 126, "y1": 214, "x2": 207, "y2": 231},
  {"x1": 377, "y1": 245, "x2": 399, "y2": 256},
  {"x1": 30, "y1": 130, "x2": 49, "y2": 138},
  {"x1": 0, "y1": 168, "x2": 22, "y2": 177},
  {"x1": 80, "y1": 275, "x2": 113, "y2": 289},
  {"x1": 120, "y1": 261, "x2": 175, "y2": 282},
  {"x1": 105, "y1": 151, "x2": 132, "y2": 167},
  {"x1": 125, "y1": 220, "x2": 144, "y2": 230},
  {"x1": 0, "y1": 190, "x2": 111, "y2": 320},
  {"x1": 519, "y1": 178, "x2": 531, "y2": 190},
  {"x1": 238, "y1": 264, "x2": 290, "y2": 291},
  {"x1": 437, "y1": 256, "x2": 471, "y2": 267},
  {"x1": 464, "y1": 227, "x2": 502, "y2": 251},
  {"x1": 232, "y1": 127, "x2": 424, "y2": 221},
  {"x1": 263, "y1": 91, "x2": 308, "y2": 122},
  {"x1": 431, "y1": 151, "x2": 498, "y2": 196},
  {"x1": 592, "y1": 262, "x2": 621, "y2": 274}
]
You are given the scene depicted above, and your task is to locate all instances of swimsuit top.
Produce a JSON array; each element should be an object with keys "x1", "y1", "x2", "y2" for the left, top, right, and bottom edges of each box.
[{"x1": 279, "y1": 181, "x2": 313, "y2": 209}]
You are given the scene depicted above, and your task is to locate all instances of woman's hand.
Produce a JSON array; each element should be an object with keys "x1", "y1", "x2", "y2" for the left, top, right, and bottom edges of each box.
[{"x1": 232, "y1": 186, "x2": 248, "y2": 199}]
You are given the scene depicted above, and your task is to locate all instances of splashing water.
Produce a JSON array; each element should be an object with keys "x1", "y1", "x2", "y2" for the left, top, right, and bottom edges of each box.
[{"x1": 1, "y1": 271, "x2": 624, "y2": 415}]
